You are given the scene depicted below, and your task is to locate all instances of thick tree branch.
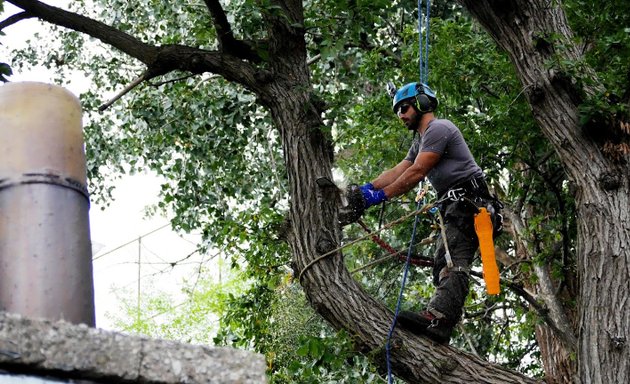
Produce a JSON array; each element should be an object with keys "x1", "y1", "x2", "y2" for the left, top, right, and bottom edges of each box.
[
  {"x1": 202, "y1": 0, "x2": 263, "y2": 62},
  {"x1": 273, "y1": 0, "x2": 303, "y2": 25},
  {"x1": 6, "y1": 0, "x2": 269, "y2": 95},
  {"x1": 265, "y1": 0, "x2": 305, "y2": 59},
  {"x1": 531, "y1": 263, "x2": 578, "y2": 349},
  {"x1": 7, "y1": 0, "x2": 156, "y2": 63},
  {"x1": 0, "y1": 11, "x2": 34, "y2": 30},
  {"x1": 139, "y1": 44, "x2": 268, "y2": 91}
]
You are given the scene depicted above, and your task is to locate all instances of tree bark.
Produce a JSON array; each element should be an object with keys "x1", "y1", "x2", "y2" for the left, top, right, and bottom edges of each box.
[{"x1": 459, "y1": 1, "x2": 630, "y2": 383}]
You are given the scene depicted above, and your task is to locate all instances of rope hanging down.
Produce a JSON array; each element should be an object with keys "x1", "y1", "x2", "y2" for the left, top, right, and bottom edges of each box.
[
  {"x1": 387, "y1": 1, "x2": 431, "y2": 382},
  {"x1": 386, "y1": 198, "x2": 423, "y2": 384},
  {"x1": 418, "y1": 0, "x2": 431, "y2": 84}
]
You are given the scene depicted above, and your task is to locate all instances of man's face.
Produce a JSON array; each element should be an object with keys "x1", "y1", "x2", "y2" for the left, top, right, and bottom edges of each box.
[{"x1": 396, "y1": 102, "x2": 420, "y2": 131}]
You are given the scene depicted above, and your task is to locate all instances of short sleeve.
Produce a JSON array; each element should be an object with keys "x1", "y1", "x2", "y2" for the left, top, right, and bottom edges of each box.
[
  {"x1": 404, "y1": 140, "x2": 420, "y2": 162},
  {"x1": 421, "y1": 122, "x2": 452, "y2": 154}
]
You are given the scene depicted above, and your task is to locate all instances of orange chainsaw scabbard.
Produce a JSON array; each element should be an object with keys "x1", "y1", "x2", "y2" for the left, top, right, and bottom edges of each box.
[{"x1": 474, "y1": 207, "x2": 501, "y2": 295}]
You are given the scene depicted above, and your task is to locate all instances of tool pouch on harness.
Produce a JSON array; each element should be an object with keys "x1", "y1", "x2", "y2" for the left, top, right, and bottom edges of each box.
[{"x1": 442, "y1": 181, "x2": 504, "y2": 295}]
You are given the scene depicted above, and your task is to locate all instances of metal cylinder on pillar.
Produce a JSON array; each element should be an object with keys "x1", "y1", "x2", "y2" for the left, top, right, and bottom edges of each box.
[{"x1": 0, "y1": 82, "x2": 95, "y2": 326}]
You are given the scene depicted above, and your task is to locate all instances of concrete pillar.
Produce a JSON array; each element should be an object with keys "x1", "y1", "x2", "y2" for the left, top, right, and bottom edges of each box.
[{"x1": 0, "y1": 82, "x2": 95, "y2": 326}]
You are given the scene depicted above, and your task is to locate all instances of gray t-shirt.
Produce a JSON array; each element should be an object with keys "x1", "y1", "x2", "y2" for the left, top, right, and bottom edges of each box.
[{"x1": 404, "y1": 119, "x2": 483, "y2": 194}]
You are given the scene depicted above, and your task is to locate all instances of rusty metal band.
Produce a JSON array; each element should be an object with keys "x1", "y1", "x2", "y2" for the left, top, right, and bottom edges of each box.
[{"x1": 0, "y1": 172, "x2": 90, "y2": 201}]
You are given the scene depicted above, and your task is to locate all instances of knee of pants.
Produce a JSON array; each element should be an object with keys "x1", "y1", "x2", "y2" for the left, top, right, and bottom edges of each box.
[
  {"x1": 435, "y1": 265, "x2": 470, "y2": 285},
  {"x1": 432, "y1": 257, "x2": 446, "y2": 286}
]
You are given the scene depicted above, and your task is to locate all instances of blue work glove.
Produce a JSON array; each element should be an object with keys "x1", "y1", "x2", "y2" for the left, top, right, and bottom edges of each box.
[
  {"x1": 362, "y1": 188, "x2": 387, "y2": 208},
  {"x1": 359, "y1": 182, "x2": 374, "y2": 194}
]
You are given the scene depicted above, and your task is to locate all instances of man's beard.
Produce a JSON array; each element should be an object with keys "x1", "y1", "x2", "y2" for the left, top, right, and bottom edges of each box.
[{"x1": 405, "y1": 113, "x2": 421, "y2": 131}]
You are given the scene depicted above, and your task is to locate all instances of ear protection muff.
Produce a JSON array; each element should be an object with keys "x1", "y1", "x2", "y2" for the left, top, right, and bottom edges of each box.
[{"x1": 415, "y1": 83, "x2": 433, "y2": 113}]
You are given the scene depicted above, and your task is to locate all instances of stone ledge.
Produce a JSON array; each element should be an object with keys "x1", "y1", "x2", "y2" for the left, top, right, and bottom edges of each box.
[{"x1": 0, "y1": 311, "x2": 266, "y2": 383}]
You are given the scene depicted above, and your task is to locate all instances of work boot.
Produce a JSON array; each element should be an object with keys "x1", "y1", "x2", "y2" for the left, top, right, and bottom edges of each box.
[{"x1": 396, "y1": 310, "x2": 455, "y2": 344}]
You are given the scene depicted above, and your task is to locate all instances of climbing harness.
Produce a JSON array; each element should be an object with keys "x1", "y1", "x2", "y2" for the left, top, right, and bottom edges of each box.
[{"x1": 440, "y1": 183, "x2": 503, "y2": 295}]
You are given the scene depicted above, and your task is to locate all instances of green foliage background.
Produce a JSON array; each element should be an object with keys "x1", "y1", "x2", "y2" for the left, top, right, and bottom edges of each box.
[{"x1": 2, "y1": 0, "x2": 629, "y2": 382}]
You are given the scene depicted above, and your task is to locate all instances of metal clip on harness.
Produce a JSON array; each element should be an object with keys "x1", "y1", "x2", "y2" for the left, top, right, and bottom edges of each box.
[{"x1": 446, "y1": 188, "x2": 465, "y2": 202}]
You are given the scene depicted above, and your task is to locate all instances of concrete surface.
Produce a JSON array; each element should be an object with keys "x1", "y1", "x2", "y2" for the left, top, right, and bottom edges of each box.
[{"x1": 0, "y1": 311, "x2": 266, "y2": 383}]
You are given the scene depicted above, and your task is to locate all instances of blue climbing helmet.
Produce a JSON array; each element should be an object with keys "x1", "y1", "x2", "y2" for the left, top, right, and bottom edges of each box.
[{"x1": 392, "y1": 82, "x2": 438, "y2": 114}]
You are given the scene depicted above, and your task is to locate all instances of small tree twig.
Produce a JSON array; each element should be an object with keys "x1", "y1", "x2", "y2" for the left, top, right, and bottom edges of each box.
[
  {"x1": 98, "y1": 71, "x2": 147, "y2": 111},
  {"x1": 149, "y1": 73, "x2": 197, "y2": 87}
]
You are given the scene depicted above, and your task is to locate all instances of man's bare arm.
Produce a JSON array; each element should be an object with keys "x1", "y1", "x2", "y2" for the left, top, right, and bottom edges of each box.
[
  {"x1": 383, "y1": 152, "x2": 441, "y2": 198},
  {"x1": 371, "y1": 160, "x2": 413, "y2": 189}
]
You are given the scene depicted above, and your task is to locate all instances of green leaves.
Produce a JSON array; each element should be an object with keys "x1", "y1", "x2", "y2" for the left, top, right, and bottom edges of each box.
[
  {"x1": 284, "y1": 333, "x2": 382, "y2": 383},
  {"x1": 0, "y1": 62, "x2": 12, "y2": 82},
  {"x1": 563, "y1": 0, "x2": 630, "y2": 132}
]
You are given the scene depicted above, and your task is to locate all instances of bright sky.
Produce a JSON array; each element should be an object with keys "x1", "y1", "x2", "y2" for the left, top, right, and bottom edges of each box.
[
  {"x1": 89, "y1": 174, "x2": 202, "y2": 330},
  {"x1": 1, "y1": 1, "x2": 204, "y2": 330}
]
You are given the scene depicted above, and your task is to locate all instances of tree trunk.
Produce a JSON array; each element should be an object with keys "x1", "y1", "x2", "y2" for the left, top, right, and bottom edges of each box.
[
  {"x1": 259, "y1": 3, "x2": 539, "y2": 382},
  {"x1": 459, "y1": 1, "x2": 630, "y2": 383},
  {"x1": 536, "y1": 324, "x2": 575, "y2": 384},
  {"x1": 257, "y1": 4, "x2": 538, "y2": 381}
]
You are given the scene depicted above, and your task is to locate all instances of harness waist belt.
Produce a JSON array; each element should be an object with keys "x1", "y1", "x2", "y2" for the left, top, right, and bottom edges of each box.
[{"x1": 439, "y1": 176, "x2": 487, "y2": 198}]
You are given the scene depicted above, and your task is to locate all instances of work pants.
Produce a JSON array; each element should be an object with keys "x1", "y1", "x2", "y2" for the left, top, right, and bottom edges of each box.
[{"x1": 427, "y1": 199, "x2": 479, "y2": 322}]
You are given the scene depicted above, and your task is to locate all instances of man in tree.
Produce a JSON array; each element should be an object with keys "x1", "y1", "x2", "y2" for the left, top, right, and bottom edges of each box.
[{"x1": 350, "y1": 82, "x2": 499, "y2": 344}]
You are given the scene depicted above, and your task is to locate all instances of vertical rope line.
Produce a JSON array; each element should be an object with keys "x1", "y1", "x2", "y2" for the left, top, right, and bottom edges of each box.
[
  {"x1": 386, "y1": 2, "x2": 430, "y2": 381},
  {"x1": 424, "y1": 0, "x2": 431, "y2": 82},
  {"x1": 417, "y1": 0, "x2": 424, "y2": 83},
  {"x1": 417, "y1": 0, "x2": 431, "y2": 82},
  {"x1": 386, "y1": 199, "x2": 423, "y2": 384}
]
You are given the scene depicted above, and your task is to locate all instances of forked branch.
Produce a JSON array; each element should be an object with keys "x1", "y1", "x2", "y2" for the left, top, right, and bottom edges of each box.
[{"x1": 202, "y1": 0, "x2": 262, "y2": 62}]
